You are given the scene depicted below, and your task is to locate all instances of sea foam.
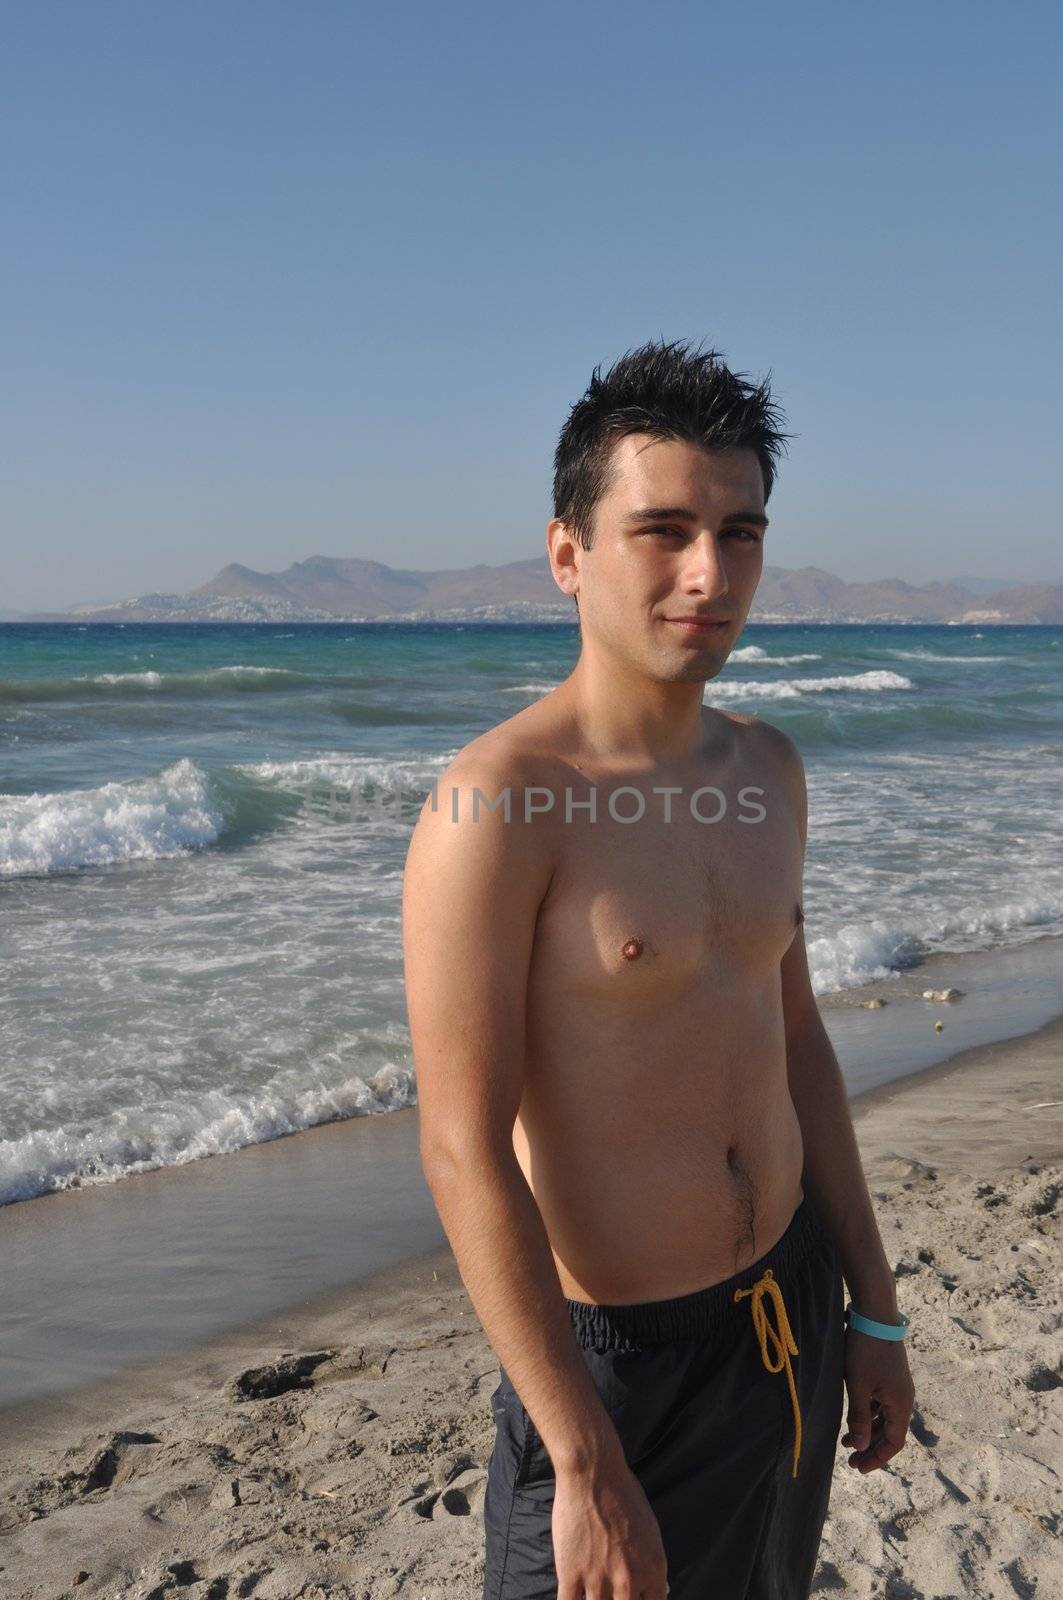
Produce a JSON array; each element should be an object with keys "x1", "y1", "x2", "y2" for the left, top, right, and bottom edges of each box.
[
  {"x1": 0, "y1": 1059, "x2": 418, "y2": 1206},
  {"x1": 705, "y1": 670, "x2": 913, "y2": 701},
  {"x1": 0, "y1": 759, "x2": 224, "y2": 878}
]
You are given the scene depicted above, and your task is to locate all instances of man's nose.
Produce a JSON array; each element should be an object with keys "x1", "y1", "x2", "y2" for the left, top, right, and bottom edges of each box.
[{"x1": 681, "y1": 532, "x2": 730, "y2": 598}]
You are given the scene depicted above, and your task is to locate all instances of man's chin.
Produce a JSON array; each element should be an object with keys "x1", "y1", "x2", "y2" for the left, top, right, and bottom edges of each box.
[
  {"x1": 656, "y1": 653, "x2": 730, "y2": 687},
  {"x1": 606, "y1": 627, "x2": 737, "y2": 684},
  {"x1": 668, "y1": 636, "x2": 734, "y2": 678}
]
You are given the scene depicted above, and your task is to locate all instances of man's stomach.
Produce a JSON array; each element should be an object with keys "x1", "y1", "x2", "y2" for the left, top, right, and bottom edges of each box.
[{"x1": 514, "y1": 1011, "x2": 805, "y2": 1304}]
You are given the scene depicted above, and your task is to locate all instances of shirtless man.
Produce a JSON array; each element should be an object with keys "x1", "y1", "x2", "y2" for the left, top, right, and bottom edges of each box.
[{"x1": 402, "y1": 340, "x2": 914, "y2": 1599}]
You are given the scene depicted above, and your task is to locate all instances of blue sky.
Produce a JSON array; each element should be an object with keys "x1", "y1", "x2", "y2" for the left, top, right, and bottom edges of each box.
[{"x1": 3, "y1": 1, "x2": 1060, "y2": 610}]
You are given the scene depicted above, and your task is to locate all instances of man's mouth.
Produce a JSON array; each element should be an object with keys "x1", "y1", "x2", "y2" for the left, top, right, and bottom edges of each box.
[{"x1": 664, "y1": 616, "x2": 730, "y2": 634}]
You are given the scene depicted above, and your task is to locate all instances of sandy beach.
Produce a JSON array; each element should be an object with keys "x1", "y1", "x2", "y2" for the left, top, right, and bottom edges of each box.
[{"x1": 1, "y1": 1012, "x2": 1060, "y2": 1600}]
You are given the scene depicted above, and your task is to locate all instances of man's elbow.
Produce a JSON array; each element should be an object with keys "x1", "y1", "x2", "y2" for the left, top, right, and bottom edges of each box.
[{"x1": 419, "y1": 1124, "x2": 516, "y2": 1189}]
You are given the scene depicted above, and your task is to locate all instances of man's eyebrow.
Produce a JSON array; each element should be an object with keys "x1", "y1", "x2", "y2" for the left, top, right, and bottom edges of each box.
[{"x1": 620, "y1": 505, "x2": 769, "y2": 529}]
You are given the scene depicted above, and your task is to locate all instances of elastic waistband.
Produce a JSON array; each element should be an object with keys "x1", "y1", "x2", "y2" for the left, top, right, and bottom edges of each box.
[{"x1": 564, "y1": 1195, "x2": 830, "y2": 1350}]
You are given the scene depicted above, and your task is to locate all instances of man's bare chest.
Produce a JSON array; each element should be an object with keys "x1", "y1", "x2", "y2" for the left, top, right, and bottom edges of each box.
[{"x1": 530, "y1": 790, "x2": 803, "y2": 1011}]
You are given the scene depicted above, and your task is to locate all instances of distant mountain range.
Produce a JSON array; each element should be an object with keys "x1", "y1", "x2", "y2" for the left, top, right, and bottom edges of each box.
[{"x1": 7, "y1": 555, "x2": 1063, "y2": 624}]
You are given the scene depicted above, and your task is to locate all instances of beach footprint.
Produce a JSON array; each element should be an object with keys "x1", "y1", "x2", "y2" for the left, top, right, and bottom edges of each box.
[
  {"x1": 227, "y1": 1343, "x2": 395, "y2": 1403},
  {"x1": 394, "y1": 1458, "x2": 487, "y2": 1521},
  {"x1": 411, "y1": 1466, "x2": 487, "y2": 1520}
]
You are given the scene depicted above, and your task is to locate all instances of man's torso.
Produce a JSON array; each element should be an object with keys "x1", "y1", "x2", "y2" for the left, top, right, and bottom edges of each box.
[{"x1": 489, "y1": 699, "x2": 807, "y2": 1304}]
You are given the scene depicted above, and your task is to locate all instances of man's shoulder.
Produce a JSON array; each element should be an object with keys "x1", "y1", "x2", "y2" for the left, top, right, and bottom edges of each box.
[
  {"x1": 739, "y1": 713, "x2": 806, "y2": 774},
  {"x1": 733, "y1": 717, "x2": 807, "y2": 840},
  {"x1": 711, "y1": 711, "x2": 806, "y2": 825},
  {"x1": 409, "y1": 712, "x2": 566, "y2": 851},
  {"x1": 438, "y1": 712, "x2": 564, "y2": 796},
  {"x1": 710, "y1": 707, "x2": 800, "y2": 768}
]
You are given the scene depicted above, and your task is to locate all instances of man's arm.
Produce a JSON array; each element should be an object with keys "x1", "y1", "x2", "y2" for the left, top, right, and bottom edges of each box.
[
  {"x1": 772, "y1": 729, "x2": 915, "y2": 1473},
  {"x1": 401, "y1": 752, "x2": 625, "y2": 1478}
]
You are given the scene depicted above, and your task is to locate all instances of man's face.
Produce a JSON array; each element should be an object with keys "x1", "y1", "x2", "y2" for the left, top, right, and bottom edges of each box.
[{"x1": 558, "y1": 435, "x2": 768, "y2": 684}]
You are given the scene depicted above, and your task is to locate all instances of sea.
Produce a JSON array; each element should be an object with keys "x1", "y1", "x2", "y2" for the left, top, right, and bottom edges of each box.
[{"x1": 2, "y1": 620, "x2": 1061, "y2": 1212}]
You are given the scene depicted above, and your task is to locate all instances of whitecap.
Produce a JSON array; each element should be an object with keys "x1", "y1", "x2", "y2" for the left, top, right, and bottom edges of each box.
[{"x1": 0, "y1": 759, "x2": 223, "y2": 878}]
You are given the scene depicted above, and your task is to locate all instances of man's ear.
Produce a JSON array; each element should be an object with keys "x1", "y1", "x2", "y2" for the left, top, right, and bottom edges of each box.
[{"x1": 546, "y1": 517, "x2": 581, "y2": 601}]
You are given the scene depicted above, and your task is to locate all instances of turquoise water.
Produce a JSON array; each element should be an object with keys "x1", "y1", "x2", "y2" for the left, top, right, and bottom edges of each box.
[{"x1": 1, "y1": 620, "x2": 1060, "y2": 1207}]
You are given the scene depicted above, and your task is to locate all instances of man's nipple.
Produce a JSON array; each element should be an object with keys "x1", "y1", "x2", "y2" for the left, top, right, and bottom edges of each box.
[{"x1": 621, "y1": 936, "x2": 644, "y2": 961}]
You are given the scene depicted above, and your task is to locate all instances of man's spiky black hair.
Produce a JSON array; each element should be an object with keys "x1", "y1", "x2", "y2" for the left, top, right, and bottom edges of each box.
[{"x1": 552, "y1": 338, "x2": 790, "y2": 550}]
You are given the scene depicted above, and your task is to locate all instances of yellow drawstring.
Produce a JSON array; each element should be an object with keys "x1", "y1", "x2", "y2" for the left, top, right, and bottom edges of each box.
[{"x1": 733, "y1": 1268, "x2": 803, "y2": 1478}]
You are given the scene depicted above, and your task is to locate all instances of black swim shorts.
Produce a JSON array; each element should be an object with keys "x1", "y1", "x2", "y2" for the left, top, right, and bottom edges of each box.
[{"x1": 482, "y1": 1195, "x2": 845, "y2": 1600}]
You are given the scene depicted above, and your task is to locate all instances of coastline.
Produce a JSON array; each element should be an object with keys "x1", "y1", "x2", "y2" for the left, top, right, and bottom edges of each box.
[
  {"x1": 2, "y1": 934, "x2": 1062, "y2": 1412},
  {"x1": 1, "y1": 1006, "x2": 1059, "y2": 1596}
]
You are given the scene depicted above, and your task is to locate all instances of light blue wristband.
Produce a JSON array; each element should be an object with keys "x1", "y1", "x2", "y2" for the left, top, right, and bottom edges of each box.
[{"x1": 845, "y1": 1305, "x2": 910, "y2": 1341}]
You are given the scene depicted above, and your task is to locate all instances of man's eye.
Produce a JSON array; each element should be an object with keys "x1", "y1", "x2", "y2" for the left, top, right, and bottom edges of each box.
[{"x1": 645, "y1": 525, "x2": 761, "y2": 542}]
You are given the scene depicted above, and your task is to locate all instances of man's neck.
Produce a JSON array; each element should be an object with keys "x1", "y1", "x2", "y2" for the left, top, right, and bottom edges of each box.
[{"x1": 559, "y1": 652, "x2": 715, "y2": 768}]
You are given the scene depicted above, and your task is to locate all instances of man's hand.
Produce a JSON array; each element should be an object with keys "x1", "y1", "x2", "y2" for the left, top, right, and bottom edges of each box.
[
  {"x1": 841, "y1": 1331, "x2": 915, "y2": 1473},
  {"x1": 553, "y1": 1459, "x2": 669, "y2": 1600}
]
